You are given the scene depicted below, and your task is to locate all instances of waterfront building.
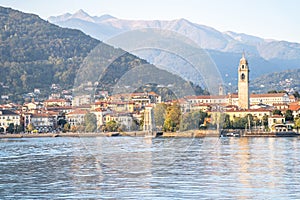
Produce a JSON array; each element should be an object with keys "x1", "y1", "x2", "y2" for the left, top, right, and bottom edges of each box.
[
  {"x1": 221, "y1": 108, "x2": 271, "y2": 121},
  {"x1": 30, "y1": 113, "x2": 57, "y2": 132},
  {"x1": 91, "y1": 108, "x2": 111, "y2": 129},
  {"x1": 268, "y1": 115, "x2": 291, "y2": 132},
  {"x1": 0, "y1": 110, "x2": 20, "y2": 133},
  {"x1": 65, "y1": 109, "x2": 88, "y2": 127},
  {"x1": 104, "y1": 112, "x2": 134, "y2": 131}
]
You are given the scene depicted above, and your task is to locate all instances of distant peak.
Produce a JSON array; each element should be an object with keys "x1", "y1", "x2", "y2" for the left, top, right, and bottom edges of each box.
[
  {"x1": 174, "y1": 18, "x2": 188, "y2": 23},
  {"x1": 73, "y1": 9, "x2": 90, "y2": 17},
  {"x1": 71, "y1": 9, "x2": 95, "y2": 22},
  {"x1": 75, "y1": 9, "x2": 88, "y2": 15},
  {"x1": 97, "y1": 14, "x2": 116, "y2": 21}
]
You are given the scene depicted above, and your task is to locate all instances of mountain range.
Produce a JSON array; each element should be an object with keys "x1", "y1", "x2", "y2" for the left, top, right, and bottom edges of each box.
[
  {"x1": 49, "y1": 10, "x2": 300, "y2": 93},
  {"x1": 0, "y1": 6, "x2": 200, "y2": 103}
]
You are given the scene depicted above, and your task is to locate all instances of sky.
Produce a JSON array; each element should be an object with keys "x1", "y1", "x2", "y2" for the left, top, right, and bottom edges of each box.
[{"x1": 0, "y1": 0, "x2": 299, "y2": 43}]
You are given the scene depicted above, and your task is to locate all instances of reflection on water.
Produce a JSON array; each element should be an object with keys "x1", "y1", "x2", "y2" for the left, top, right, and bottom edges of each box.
[{"x1": 1, "y1": 137, "x2": 300, "y2": 199}]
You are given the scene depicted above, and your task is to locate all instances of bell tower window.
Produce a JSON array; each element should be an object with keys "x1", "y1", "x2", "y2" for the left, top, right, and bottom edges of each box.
[{"x1": 241, "y1": 73, "x2": 245, "y2": 80}]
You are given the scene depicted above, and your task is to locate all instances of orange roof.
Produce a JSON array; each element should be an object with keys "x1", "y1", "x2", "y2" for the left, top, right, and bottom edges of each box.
[
  {"x1": 289, "y1": 104, "x2": 300, "y2": 111},
  {"x1": 270, "y1": 115, "x2": 284, "y2": 118},
  {"x1": 67, "y1": 109, "x2": 88, "y2": 115},
  {"x1": 94, "y1": 101, "x2": 107, "y2": 105},
  {"x1": 192, "y1": 103, "x2": 211, "y2": 107},
  {"x1": 44, "y1": 99, "x2": 68, "y2": 103},
  {"x1": 186, "y1": 95, "x2": 228, "y2": 100},
  {"x1": 223, "y1": 108, "x2": 271, "y2": 113},
  {"x1": 94, "y1": 108, "x2": 107, "y2": 112},
  {"x1": 250, "y1": 93, "x2": 287, "y2": 98}
]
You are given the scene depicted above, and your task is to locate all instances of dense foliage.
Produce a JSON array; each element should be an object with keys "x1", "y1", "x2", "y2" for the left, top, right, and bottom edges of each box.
[
  {"x1": 0, "y1": 7, "x2": 100, "y2": 102},
  {"x1": 0, "y1": 6, "x2": 208, "y2": 103}
]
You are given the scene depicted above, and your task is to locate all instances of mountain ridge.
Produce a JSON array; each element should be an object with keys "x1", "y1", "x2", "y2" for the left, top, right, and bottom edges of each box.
[
  {"x1": 48, "y1": 10, "x2": 300, "y2": 93},
  {"x1": 48, "y1": 10, "x2": 300, "y2": 60},
  {"x1": 0, "y1": 6, "x2": 204, "y2": 103}
]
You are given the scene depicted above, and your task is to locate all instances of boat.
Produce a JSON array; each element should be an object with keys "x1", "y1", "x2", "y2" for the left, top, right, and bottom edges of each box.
[{"x1": 220, "y1": 130, "x2": 240, "y2": 137}]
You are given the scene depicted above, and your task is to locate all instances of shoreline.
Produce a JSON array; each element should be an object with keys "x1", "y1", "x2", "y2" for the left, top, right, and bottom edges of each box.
[{"x1": 0, "y1": 130, "x2": 299, "y2": 139}]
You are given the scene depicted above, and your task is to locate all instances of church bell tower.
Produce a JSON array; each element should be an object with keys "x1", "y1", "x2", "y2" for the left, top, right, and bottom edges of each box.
[{"x1": 238, "y1": 53, "x2": 249, "y2": 109}]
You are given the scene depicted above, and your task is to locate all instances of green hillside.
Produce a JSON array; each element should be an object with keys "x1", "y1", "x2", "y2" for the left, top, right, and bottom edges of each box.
[
  {"x1": 0, "y1": 6, "x2": 206, "y2": 103},
  {"x1": 0, "y1": 6, "x2": 101, "y2": 102},
  {"x1": 251, "y1": 69, "x2": 300, "y2": 93}
]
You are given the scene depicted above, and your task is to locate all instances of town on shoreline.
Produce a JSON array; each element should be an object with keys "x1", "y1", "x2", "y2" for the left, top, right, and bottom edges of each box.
[{"x1": 1, "y1": 54, "x2": 300, "y2": 137}]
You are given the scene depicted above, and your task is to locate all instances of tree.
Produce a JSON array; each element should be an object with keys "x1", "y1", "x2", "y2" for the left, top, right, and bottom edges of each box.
[
  {"x1": 262, "y1": 115, "x2": 269, "y2": 129},
  {"x1": 103, "y1": 120, "x2": 119, "y2": 132},
  {"x1": 272, "y1": 109, "x2": 283, "y2": 116},
  {"x1": 27, "y1": 123, "x2": 34, "y2": 133},
  {"x1": 268, "y1": 90, "x2": 278, "y2": 94},
  {"x1": 154, "y1": 103, "x2": 167, "y2": 129},
  {"x1": 163, "y1": 103, "x2": 181, "y2": 132},
  {"x1": 15, "y1": 124, "x2": 24, "y2": 133},
  {"x1": 70, "y1": 125, "x2": 77, "y2": 133},
  {"x1": 180, "y1": 110, "x2": 208, "y2": 131},
  {"x1": 284, "y1": 110, "x2": 294, "y2": 121},
  {"x1": 232, "y1": 115, "x2": 250, "y2": 129},
  {"x1": 7, "y1": 123, "x2": 15, "y2": 134},
  {"x1": 58, "y1": 118, "x2": 67, "y2": 129},
  {"x1": 295, "y1": 118, "x2": 300, "y2": 133},
  {"x1": 83, "y1": 113, "x2": 97, "y2": 132},
  {"x1": 63, "y1": 123, "x2": 70, "y2": 133},
  {"x1": 293, "y1": 91, "x2": 300, "y2": 99},
  {"x1": 223, "y1": 114, "x2": 232, "y2": 129}
]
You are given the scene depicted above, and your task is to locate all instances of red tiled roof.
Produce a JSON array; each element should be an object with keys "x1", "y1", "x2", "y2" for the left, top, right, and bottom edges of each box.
[
  {"x1": 67, "y1": 109, "x2": 88, "y2": 115},
  {"x1": 289, "y1": 104, "x2": 300, "y2": 111},
  {"x1": 223, "y1": 108, "x2": 271, "y2": 113},
  {"x1": 44, "y1": 99, "x2": 68, "y2": 103},
  {"x1": 250, "y1": 93, "x2": 287, "y2": 98},
  {"x1": 269, "y1": 115, "x2": 284, "y2": 118}
]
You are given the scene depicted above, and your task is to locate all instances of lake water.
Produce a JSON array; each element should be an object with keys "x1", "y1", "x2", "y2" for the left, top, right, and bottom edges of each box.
[{"x1": 1, "y1": 136, "x2": 300, "y2": 199}]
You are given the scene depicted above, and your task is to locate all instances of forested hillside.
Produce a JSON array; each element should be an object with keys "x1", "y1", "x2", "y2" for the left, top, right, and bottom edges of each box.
[
  {"x1": 0, "y1": 7, "x2": 206, "y2": 103},
  {"x1": 0, "y1": 7, "x2": 100, "y2": 101}
]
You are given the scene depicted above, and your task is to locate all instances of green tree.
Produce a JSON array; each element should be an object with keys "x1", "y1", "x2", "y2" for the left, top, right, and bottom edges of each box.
[
  {"x1": 154, "y1": 103, "x2": 167, "y2": 129},
  {"x1": 15, "y1": 124, "x2": 24, "y2": 133},
  {"x1": 84, "y1": 113, "x2": 97, "y2": 132},
  {"x1": 272, "y1": 109, "x2": 283, "y2": 116},
  {"x1": 58, "y1": 118, "x2": 67, "y2": 129},
  {"x1": 232, "y1": 116, "x2": 248, "y2": 129},
  {"x1": 163, "y1": 103, "x2": 181, "y2": 132},
  {"x1": 7, "y1": 123, "x2": 15, "y2": 134},
  {"x1": 103, "y1": 120, "x2": 119, "y2": 132},
  {"x1": 284, "y1": 110, "x2": 294, "y2": 121},
  {"x1": 262, "y1": 115, "x2": 269, "y2": 128},
  {"x1": 268, "y1": 90, "x2": 278, "y2": 94},
  {"x1": 180, "y1": 110, "x2": 208, "y2": 131},
  {"x1": 223, "y1": 114, "x2": 232, "y2": 129},
  {"x1": 293, "y1": 91, "x2": 300, "y2": 99}
]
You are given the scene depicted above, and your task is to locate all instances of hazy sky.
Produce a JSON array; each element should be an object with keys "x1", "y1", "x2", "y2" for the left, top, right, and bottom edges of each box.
[{"x1": 0, "y1": 0, "x2": 299, "y2": 43}]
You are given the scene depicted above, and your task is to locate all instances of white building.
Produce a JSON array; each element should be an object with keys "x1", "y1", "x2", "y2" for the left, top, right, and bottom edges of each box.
[{"x1": 0, "y1": 110, "x2": 20, "y2": 133}]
